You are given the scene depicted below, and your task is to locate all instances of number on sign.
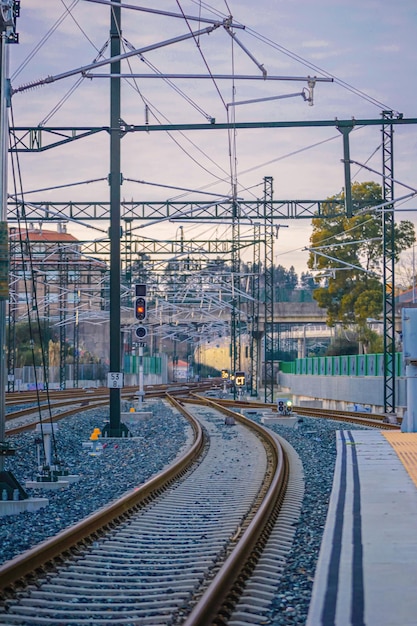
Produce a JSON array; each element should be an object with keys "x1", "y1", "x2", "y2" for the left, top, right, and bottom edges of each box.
[{"x1": 107, "y1": 372, "x2": 123, "y2": 389}]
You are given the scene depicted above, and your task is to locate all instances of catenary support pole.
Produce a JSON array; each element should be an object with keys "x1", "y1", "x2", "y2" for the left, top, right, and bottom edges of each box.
[{"x1": 107, "y1": 0, "x2": 126, "y2": 436}]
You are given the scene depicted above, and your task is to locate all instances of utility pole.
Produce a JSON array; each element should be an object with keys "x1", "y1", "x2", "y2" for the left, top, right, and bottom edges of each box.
[
  {"x1": 230, "y1": 199, "x2": 241, "y2": 399},
  {"x1": 106, "y1": 0, "x2": 128, "y2": 437}
]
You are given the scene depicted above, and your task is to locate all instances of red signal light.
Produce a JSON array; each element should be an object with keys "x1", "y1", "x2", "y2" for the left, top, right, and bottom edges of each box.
[{"x1": 135, "y1": 297, "x2": 146, "y2": 321}]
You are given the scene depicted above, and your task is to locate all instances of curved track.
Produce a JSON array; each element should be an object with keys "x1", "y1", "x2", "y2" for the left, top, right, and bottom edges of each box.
[
  {"x1": 2, "y1": 387, "x2": 384, "y2": 624},
  {"x1": 210, "y1": 396, "x2": 401, "y2": 430},
  {"x1": 0, "y1": 394, "x2": 293, "y2": 625}
]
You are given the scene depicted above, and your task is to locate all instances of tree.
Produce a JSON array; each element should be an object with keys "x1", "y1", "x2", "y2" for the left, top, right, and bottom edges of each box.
[
  {"x1": 8, "y1": 322, "x2": 57, "y2": 367},
  {"x1": 300, "y1": 271, "x2": 316, "y2": 290},
  {"x1": 308, "y1": 181, "x2": 415, "y2": 348},
  {"x1": 274, "y1": 264, "x2": 298, "y2": 290}
]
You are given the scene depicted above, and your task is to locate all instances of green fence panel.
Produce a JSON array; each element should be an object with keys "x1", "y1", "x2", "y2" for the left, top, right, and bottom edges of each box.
[
  {"x1": 348, "y1": 355, "x2": 357, "y2": 376},
  {"x1": 288, "y1": 353, "x2": 403, "y2": 378}
]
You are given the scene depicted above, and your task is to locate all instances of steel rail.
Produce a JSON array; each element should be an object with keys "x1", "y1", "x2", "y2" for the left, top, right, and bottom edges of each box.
[
  {"x1": 5, "y1": 383, "x2": 213, "y2": 436},
  {"x1": 198, "y1": 395, "x2": 401, "y2": 429},
  {"x1": 4, "y1": 382, "x2": 204, "y2": 404},
  {"x1": 0, "y1": 393, "x2": 204, "y2": 593},
  {"x1": 181, "y1": 396, "x2": 289, "y2": 626}
]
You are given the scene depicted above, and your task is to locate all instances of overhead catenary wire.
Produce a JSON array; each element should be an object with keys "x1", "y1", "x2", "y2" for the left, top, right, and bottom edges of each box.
[
  {"x1": 40, "y1": 41, "x2": 110, "y2": 126},
  {"x1": 8, "y1": 104, "x2": 64, "y2": 472},
  {"x1": 10, "y1": 0, "x2": 412, "y2": 310},
  {"x1": 175, "y1": 0, "x2": 228, "y2": 112},
  {"x1": 118, "y1": 37, "x2": 231, "y2": 182},
  {"x1": 190, "y1": 0, "x2": 401, "y2": 113},
  {"x1": 11, "y1": 0, "x2": 81, "y2": 80}
]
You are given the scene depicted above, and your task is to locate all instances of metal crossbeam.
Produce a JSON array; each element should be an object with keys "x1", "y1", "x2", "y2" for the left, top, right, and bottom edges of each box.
[
  {"x1": 7, "y1": 199, "x2": 343, "y2": 222},
  {"x1": 8, "y1": 116, "x2": 417, "y2": 152}
]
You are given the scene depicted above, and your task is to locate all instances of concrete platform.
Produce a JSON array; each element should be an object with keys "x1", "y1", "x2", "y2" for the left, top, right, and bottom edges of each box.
[{"x1": 306, "y1": 430, "x2": 417, "y2": 626}]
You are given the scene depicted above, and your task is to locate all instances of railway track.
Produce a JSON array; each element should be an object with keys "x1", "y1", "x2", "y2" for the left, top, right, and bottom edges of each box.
[
  {"x1": 0, "y1": 394, "x2": 296, "y2": 625},
  {"x1": 207, "y1": 396, "x2": 401, "y2": 430},
  {"x1": 0, "y1": 387, "x2": 396, "y2": 624},
  {"x1": 4, "y1": 382, "x2": 213, "y2": 436}
]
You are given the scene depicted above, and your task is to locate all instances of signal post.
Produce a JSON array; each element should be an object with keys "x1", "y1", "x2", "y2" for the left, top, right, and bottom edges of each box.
[{"x1": 135, "y1": 285, "x2": 147, "y2": 410}]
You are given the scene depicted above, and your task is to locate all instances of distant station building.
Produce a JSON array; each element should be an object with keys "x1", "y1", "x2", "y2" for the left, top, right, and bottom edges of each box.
[
  {"x1": 7, "y1": 225, "x2": 110, "y2": 388},
  {"x1": 8, "y1": 224, "x2": 108, "y2": 321}
]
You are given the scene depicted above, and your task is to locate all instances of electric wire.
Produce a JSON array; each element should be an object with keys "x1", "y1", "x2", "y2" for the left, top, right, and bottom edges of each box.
[
  {"x1": 189, "y1": 0, "x2": 401, "y2": 113},
  {"x1": 11, "y1": 1, "x2": 408, "y2": 305},
  {"x1": 40, "y1": 41, "x2": 110, "y2": 126},
  {"x1": 11, "y1": 0, "x2": 81, "y2": 81},
  {"x1": 132, "y1": 52, "x2": 213, "y2": 122},
  {"x1": 118, "y1": 38, "x2": 230, "y2": 183},
  {"x1": 59, "y1": 0, "x2": 102, "y2": 52},
  {"x1": 13, "y1": 1, "x2": 370, "y2": 209},
  {"x1": 244, "y1": 27, "x2": 399, "y2": 114},
  {"x1": 175, "y1": 0, "x2": 228, "y2": 110},
  {"x1": 8, "y1": 105, "x2": 63, "y2": 472}
]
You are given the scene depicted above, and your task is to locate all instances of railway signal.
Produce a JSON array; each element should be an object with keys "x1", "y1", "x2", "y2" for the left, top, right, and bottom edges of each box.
[
  {"x1": 277, "y1": 398, "x2": 293, "y2": 415},
  {"x1": 135, "y1": 284, "x2": 147, "y2": 297},
  {"x1": 221, "y1": 369, "x2": 229, "y2": 393},
  {"x1": 135, "y1": 326, "x2": 147, "y2": 339},
  {"x1": 234, "y1": 371, "x2": 246, "y2": 387},
  {"x1": 135, "y1": 284, "x2": 147, "y2": 321},
  {"x1": 135, "y1": 297, "x2": 146, "y2": 321}
]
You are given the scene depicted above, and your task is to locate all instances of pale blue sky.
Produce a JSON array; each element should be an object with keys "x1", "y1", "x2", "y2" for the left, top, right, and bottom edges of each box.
[{"x1": 8, "y1": 0, "x2": 417, "y2": 275}]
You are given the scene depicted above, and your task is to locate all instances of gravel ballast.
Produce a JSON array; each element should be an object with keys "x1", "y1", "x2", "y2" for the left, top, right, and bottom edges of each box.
[
  {"x1": 2, "y1": 400, "x2": 368, "y2": 626},
  {"x1": 249, "y1": 414, "x2": 369, "y2": 626},
  {"x1": 1, "y1": 399, "x2": 190, "y2": 566}
]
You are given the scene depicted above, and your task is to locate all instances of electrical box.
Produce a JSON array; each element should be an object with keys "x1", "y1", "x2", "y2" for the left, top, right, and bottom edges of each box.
[{"x1": 402, "y1": 308, "x2": 417, "y2": 364}]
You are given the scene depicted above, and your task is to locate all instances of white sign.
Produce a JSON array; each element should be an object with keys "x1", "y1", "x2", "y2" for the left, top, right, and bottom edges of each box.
[{"x1": 107, "y1": 372, "x2": 124, "y2": 388}]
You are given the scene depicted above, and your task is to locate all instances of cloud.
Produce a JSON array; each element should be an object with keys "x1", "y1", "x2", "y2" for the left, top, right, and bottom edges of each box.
[
  {"x1": 7, "y1": 0, "x2": 417, "y2": 280},
  {"x1": 301, "y1": 40, "x2": 330, "y2": 49},
  {"x1": 376, "y1": 44, "x2": 401, "y2": 53}
]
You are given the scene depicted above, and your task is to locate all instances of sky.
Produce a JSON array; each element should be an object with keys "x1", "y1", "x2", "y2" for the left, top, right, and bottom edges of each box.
[{"x1": 6, "y1": 0, "x2": 417, "y2": 279}]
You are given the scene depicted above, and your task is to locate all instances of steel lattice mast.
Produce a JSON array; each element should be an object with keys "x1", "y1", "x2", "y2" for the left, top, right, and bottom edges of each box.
[
  {"x1": 249, "y1": 222, "x2": 261, "y2": 397},
  {"x1": 382, "y1": 110, "x2": 396, "y2": 416},
  {"x1": 263, "y1": 176, "x2": 275, "y2": 403}
]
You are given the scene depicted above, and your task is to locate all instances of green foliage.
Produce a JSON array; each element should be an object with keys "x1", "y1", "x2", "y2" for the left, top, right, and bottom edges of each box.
[
  {"x1": 274, "y1": 264, "x2": 298, "y2": 290},
  {"x1": 7, "y1": 322, "x2": 55, "y2": 368},
  {"x1": 326, "y1": 334, "x2": 358, "y2": 356},
  {"x1": 308, "y1": 181, "x2": 415, "y2": 346},
  {"x1": 325, "y1": 327, "x2": 383, "y2": 356},
  {"x1": 8, "y1": 322, "x2": 106, "y2": 369},
  {"x1": 197, "y1": 363, "x2": 221, "y2": 378},
  {"x1": 356, "y1": 327, "x2": 384, "y2": 354}
]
